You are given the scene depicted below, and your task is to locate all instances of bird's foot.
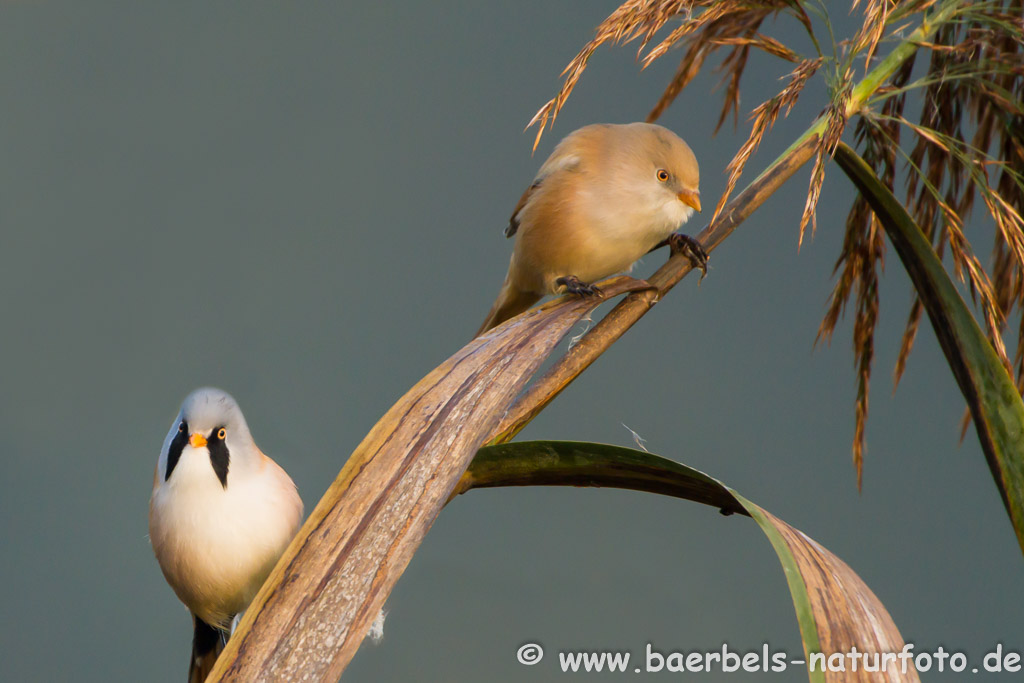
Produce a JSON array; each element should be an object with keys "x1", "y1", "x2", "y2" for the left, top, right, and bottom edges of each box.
[
  {"x1": 668, "y1": 232, "x2": 708, "y2": 281},
  {"x1": 556, "y1": 275, "x2": 604, "y2": 298}
]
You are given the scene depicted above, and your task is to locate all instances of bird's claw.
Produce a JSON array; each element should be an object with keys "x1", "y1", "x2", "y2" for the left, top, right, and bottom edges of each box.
[
  {"x1": 668, "y1": 233, "x2": 709, "y2": 282},
  {"x1": 556, "y1": 275, "x2": 604, "y2": 298}
]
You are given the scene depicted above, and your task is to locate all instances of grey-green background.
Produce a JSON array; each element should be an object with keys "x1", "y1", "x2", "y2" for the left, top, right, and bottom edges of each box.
[{"x1": 2, "y1": 2, "x2": 1020, "y2": 681}]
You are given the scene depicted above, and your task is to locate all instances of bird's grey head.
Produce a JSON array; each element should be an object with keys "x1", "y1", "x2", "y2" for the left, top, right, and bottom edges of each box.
[{"x1": 159, "y1": 387, "x2": 258, "y2": 488}]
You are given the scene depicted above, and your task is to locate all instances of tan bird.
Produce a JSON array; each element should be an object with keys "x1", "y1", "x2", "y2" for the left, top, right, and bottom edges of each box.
[
  {"x1": 149, "y1": 388, "x2": 303, "y2": 683},
  {"x1": 477, "y1": 122, "x2": 707, "y2": 335}
]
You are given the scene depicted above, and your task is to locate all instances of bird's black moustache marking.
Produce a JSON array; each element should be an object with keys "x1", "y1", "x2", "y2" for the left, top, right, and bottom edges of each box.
[
  {"x1": 207, "y1": 426, "x2": 230, "y2": 489},
  {"x1": 165, "y1": 420, "x2": 189, "y2": 481}
]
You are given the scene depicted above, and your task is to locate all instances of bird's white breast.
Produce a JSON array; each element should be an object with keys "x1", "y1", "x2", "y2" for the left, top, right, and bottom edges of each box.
[{"x1": 149, "y1": 448, "x2": 300, "y2": 628}]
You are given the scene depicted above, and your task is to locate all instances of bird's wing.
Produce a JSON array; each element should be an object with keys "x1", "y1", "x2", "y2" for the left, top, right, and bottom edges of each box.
[
  {"x1": 505, "y1": 152, "x2": 582, "y2": 238},
  {"x1": 505, "y1": 180, "x2": 540, "y2": 238}
]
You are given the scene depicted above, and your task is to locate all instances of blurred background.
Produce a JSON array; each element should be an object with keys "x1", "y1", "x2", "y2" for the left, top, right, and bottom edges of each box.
[{"x1": 1, "y1": 1, "x2": 1020, "y2": 680}]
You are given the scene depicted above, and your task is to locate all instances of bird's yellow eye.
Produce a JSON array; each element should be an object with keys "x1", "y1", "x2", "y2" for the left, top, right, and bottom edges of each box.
[
  {"x1": 217, "y1": 428, "x2": 226, "y2": 440},
  {"x1": 657, "y1": 169, "x2": 670, "y2": 182}
]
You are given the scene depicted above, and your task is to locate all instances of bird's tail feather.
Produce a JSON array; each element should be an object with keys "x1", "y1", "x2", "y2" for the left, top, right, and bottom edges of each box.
[
  {"x1": 476, "y1": 279, "x2": 541, "y2": 337},
  {"x1": 188, "y1": 616, "x2": 225, "y2": 683}
]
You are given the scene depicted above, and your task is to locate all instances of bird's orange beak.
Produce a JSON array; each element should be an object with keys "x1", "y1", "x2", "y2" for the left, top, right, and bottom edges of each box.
[
  {"x1": 677, "y1": 189, "x2": 701, "y2": 213},
  {"x1": 189, "y1": 432, "x2": 208, "y2": 449}
]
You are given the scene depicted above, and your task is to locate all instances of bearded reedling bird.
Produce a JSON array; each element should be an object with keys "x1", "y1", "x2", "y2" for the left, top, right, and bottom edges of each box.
[
  {"x1": 476, "y1": 122, "x2": 707, "y2": 336},
  {"x1": 149, "y1": 388, "x2": 303, "y2": 683}
]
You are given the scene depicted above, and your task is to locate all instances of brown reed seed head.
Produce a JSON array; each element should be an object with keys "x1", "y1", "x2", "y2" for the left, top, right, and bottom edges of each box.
[{"x1": 529, "y1": 0, "x2": 1024, "y2": 485}]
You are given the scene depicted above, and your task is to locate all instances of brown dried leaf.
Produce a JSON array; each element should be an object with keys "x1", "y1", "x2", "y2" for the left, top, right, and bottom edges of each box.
[
  {"x1": 207, "y1": 278, "x2": 651, "y2": 681},
  {"x1": 459, "y1": 442, "x2": 921, "y2": 682}
]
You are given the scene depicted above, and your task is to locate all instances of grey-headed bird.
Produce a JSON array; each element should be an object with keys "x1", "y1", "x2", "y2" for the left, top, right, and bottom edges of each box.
[
  {"x1": 149, "y1": 388, "x2": 303, "y2": 683},
  {"x1": 477, "y1": 122, "x2": 707, "y2": 335}
]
